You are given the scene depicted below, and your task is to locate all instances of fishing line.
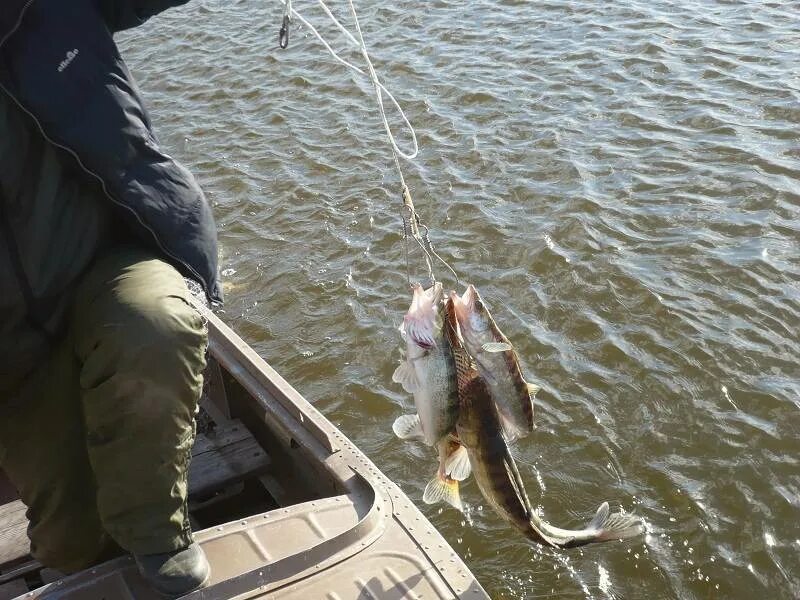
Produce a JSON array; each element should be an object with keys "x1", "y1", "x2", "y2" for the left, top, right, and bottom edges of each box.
[
  {"x1": 279, "y1": 0, "x2": 292, "y2": 48},
  {"x1": 417, "y1": 221, "x2": 460, "y2": 287},
  {"x1": 273, "y1": 0, "x2": 461, "y2": 288},
  {"x1": 402, "y1": 205, "x2": 435, "y2": 286},
  {"x1": 273, "y1": 0, "x2": 418, "y2": 164},
  {"x1": 323, "y1": 0, "x2": 435, "y2": 285}
]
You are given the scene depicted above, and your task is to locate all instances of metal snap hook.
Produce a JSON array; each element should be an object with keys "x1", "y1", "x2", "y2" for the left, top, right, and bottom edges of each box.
[{"x1": 279, "y1": 14, "x2": 290, "y2": 49}]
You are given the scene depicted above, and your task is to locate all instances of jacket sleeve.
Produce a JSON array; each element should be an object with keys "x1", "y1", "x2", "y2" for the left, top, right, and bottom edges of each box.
[{"x1": 94, "y1": 0, "x2": 191, "y2": 32}]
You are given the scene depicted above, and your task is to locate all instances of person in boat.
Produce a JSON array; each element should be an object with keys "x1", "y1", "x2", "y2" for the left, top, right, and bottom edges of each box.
[{"x1": 0, "y1": 1, "x2": 222, "y2": 596}]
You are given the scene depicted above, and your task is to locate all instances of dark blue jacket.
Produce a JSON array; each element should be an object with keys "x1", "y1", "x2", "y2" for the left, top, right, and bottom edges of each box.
[{"x1": 0, "y1": 0, "x2": 222, "y2": 304}]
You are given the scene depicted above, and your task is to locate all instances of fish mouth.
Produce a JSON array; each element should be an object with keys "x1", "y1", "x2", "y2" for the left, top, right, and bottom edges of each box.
[
  {"x1": 426, "y1": 281, "x2": 444, "y2": 305},
  {"x1": 450, "y1": 285, "x2": 477, "y2": 327},
  {"x1": 448, "y1": 290, "x2": 467, "y2": 321},
  {"x1": 461, "y1": 284, "x2": 478, "y2": 312},
  {"x1": 403, "y1": 282, "x2": 442, "y2": 348}
]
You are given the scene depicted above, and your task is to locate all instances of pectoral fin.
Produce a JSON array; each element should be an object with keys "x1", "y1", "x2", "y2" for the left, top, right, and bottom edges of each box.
[
  {"x1": 525, "y1": 382, "x2": 539, "y2": 428},
  {"x1": 444, "y1": 445, "x2": 472, "y2": 481},
  {"x1": 482, "y1": 342, "x2": 513, "y2": 353},
  {"x1": 392, "y1": 414, "x2": 424, "y2": 440},
  {"x1": 392, "y1": 361, "x2": 419, "y2": 393}
]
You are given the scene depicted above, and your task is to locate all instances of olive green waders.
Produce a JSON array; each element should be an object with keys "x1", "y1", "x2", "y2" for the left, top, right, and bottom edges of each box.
[{"x1": 0, "y1": 245, "x2": 208, "y2": 573}]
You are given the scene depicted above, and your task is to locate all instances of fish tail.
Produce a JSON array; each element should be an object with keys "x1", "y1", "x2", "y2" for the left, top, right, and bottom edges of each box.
[
  {"x1": 586, "y1": 502, "x2": 645, "y2": 542},
  {"x1": 528, "y1": 501, "x2": 644, "y2": 548},
  {"x1": 422, "y1": 473, "x2": 463, "y2": 512}
]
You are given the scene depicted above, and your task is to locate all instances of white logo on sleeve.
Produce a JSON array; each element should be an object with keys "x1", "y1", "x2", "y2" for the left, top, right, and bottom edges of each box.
[{"x1": 57, "y1": 49, "x2": 79, "y2": 73}]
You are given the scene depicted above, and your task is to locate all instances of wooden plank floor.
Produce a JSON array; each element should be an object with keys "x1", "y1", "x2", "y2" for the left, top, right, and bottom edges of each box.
[
  {"x1": 189, "y1": 419, "x2": 271, "y2": 497},
  {"x1": 0, "y1": 502, "x2": 28, "y2": 566},
  {"x1": 0, "y1": 419, "x2": 270, "y2": 569}
]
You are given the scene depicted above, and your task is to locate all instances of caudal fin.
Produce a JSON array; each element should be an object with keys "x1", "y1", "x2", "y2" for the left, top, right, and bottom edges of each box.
[
  {"x1": 529, "y1": 501, "x2": 644, "y2": 548},
  {"x1": 422, "y1": 474, "x2": 463, "y2": 511},
  {"x1": 586, "y1": 502, "x2": 644, "y2": 542}
]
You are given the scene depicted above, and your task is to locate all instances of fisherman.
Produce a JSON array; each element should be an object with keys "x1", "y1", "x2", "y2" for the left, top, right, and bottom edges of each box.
[{"x1": 0, "y1": 1, "x2": 221, "y2": 596}]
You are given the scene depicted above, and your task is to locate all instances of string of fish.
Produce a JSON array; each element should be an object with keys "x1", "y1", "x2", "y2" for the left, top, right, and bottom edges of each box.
[{"x1": 273, "y1": 0, "x2": 459, "y2": 289}]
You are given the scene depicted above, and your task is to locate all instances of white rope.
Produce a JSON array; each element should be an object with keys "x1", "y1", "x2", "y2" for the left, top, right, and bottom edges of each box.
[
  {"x1": 273, "y1": 0, "x2": 461, "y2": 286},
  {"x1": 314, "y1": 0, "x2": 359, "y2": 49},
  {"x1": 275, "y1": 0, "x2": 419, "y2": 175},
  {"x1": 344, "y1": 0, "x2": 410, "y2": 187}
]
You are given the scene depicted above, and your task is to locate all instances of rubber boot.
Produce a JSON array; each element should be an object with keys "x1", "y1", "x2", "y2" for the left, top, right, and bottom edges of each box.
[{"x1": 135, "y1": 542, "x2": 211, "y2": 598}]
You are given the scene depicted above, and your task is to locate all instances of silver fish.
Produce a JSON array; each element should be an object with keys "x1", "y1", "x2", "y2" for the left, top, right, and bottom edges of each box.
[{"x1": 392, "y1": 283, "x2": 470, "y2": 510}]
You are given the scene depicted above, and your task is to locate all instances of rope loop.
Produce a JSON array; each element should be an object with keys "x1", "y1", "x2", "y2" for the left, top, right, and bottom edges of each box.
[{"x1": 273, "y1": 0, "x2": 459, "y2": 287}]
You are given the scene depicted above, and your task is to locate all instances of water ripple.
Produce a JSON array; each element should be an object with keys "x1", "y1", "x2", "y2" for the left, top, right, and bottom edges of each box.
[{"x1": 120, "y1": 0, "x2": 800, "y2": 597}]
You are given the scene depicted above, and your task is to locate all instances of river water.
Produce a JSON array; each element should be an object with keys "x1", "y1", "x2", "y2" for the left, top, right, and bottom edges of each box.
[{"x1": 120, "y1": 1, "x2": 799, "y2": 597}]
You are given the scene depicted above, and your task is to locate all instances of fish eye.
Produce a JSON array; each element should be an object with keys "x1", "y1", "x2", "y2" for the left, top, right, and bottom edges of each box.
[
  {"x1": 474, "y1": 298, "x2": 488, "y2": 315},
  {"x1": 470, "y1": 313, "x2": 488, "y2": 331}
]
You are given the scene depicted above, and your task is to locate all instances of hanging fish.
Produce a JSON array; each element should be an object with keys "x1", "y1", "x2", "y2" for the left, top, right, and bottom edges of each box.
[
  {"x1": 392, "y1": 283, "x2": 470, "y2": 510},
  {"x1": 450, "y1": 284, "x2": 539, "y2": 441},
  {"x1": 446, "y1": 292, "x2": 644, "y2": 547}
]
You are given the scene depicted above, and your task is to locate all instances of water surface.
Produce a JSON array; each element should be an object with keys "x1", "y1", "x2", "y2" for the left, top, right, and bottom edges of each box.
[{"x1": 121, "y1": 1, "x2": 799, "y2": 597}]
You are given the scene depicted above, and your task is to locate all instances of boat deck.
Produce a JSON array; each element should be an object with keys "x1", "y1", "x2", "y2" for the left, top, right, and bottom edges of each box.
[{"x1": 0, "y1": 304, "x2": 488, "y2": 599}]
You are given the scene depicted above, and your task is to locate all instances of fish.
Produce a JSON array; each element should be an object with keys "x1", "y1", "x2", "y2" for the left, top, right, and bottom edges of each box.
[
  {"x1": 392, "y1": 283, "x2": 460, "y2": 446},
  {"x1": 395, "y1": 417, "x2": 471, "y2": 510},
  {"x1": 422, "y1": 433, "x2": 472, "y2": 511},
  {"x1": 392, "y1": 283, "x2": 470, "y2": 510},
  {"x1": 450, "y1": 284, "x2": 539, "y2": 441},
  {"x1": 445, "y1": 292, "x2": 644, "y2": 547}
]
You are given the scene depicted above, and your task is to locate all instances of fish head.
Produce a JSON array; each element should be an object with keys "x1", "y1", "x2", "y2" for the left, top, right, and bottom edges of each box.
[
  {"x1": 402, "y1": 282, "x2": 443, "y2": 349},
  {"x1": 452, "y1": 284, "x2": 491, "y2": 338}
]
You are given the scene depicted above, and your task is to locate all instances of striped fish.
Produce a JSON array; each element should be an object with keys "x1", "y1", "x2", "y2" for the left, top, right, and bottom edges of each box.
[
  {"x1": 450, "y1": 284, "x2": 538, "y2": 441},
  {"x1": 445, "y1": 293, "x2": 643, "y2": 548}
]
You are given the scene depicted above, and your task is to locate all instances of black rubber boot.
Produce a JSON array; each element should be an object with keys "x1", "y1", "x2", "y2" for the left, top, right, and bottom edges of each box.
[{"x1": 135, "y1": 542, "x2": 211, "y2": 598}]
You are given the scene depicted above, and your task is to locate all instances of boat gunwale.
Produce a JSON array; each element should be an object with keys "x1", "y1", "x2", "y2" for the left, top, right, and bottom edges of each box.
[{"x1": 195, "y1": 299, "x2": 340, "y2": 456}]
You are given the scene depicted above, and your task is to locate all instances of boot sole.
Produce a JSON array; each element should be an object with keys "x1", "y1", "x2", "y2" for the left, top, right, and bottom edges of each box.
[{"x1": 155, "y1": 568, "x2": 211, "y2": 599}]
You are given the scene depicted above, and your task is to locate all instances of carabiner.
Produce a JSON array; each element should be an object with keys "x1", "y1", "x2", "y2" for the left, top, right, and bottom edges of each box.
[{"x1": 279, "y1": 14, "x2": 290, "y2": 49}]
